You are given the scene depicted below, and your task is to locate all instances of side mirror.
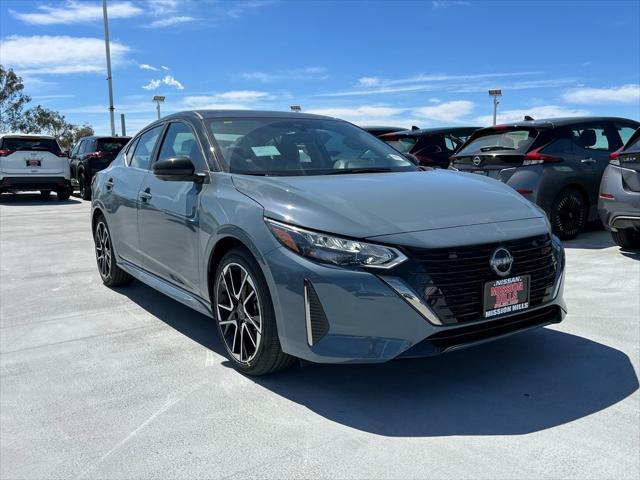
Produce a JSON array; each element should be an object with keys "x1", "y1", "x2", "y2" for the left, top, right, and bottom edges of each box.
[
  {"x1": 404, "y1": 153, "x2": 420, "y2": 165},
  {"x1": 417, "y1": 144, "x2": 442, "y2": 155},
  {"x1": 153, "y1": 156, "x2": 203, "y2": 182}
]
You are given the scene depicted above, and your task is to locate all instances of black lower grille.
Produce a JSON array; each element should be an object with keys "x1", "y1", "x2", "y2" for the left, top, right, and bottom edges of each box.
[
  {"x1": 404, "y1": 235, "x2": 557, "y2": 323},
  {"x1": 398, "y1": 305, "x2": 562, "y2": 357}
]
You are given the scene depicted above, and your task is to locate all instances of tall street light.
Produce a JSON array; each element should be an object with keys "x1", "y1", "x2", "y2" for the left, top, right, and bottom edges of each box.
[
  {"x1": 153, "y1": 96, "x2": 165, "y2": 120},
  {"x1": 102, "y1": 0, "x2": 116, "y2": 136},
  {"x1": 488, "y1": 89, "x2": 502, "y2": 126}
]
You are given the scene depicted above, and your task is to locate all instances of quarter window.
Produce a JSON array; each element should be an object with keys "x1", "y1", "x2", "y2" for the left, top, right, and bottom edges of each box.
[
  {"x1": 616, "y1": 124, "x2": 637, "y2": 147},
  {"x1": 130, "y1": 126, "x2": 163, "y2": 169}
]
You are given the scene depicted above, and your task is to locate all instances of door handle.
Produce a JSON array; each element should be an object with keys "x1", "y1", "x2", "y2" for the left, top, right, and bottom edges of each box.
[
  {"x1": 580, "y1": 158, "x2": 596, "y2": 165},
  {"x1": 105, "y1": 178, "x2": 114, "y2": 190},
  {"x1": 140, "y1": 187, "x2": 152, "y2": 201}
]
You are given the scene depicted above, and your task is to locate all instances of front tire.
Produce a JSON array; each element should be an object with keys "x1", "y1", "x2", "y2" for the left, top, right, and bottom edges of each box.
[
  {"x1": 93, "y1": 216, "x2": 133, "y2": 286},
  {"x1": 214, "y1": 248, "x2": 295, "y2": 375},
  {"x1": 79, "y1": 173, "x2": 91, "y2": 200},
  {"x1": 550, "y1": 189, "x2": 587, "y2": 240},
  {"x1": 611, "y1": 229, "x2": 640, "y2": 250}
]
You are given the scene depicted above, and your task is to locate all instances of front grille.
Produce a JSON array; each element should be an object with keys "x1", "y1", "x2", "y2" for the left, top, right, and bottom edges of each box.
[{"x1": 404, "y1": 235, "x2": 557, "y2": 324}]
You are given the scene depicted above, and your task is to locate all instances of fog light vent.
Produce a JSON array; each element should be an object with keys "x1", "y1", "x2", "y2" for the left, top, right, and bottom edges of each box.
[{"x1": 304, "y1": 280, "x2": 329, "y2": 346}]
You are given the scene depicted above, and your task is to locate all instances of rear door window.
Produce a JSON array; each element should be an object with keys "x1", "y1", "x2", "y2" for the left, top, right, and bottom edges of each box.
[
  {"x1": 615, "y1": 124, "x2": 637, "y2": 148},
  {"x1": 130, "y1": 126, "x2": 163, "y2": 170},
  {"x1": 570, "y1": 124, "x2": 611, "y2": 151}
]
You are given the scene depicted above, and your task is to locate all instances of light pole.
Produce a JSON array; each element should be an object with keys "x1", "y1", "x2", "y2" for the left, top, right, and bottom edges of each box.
[
  {"x1": 290, "y1": 104, "x2": 302, "y2": 112},
  {"x1": 153, "y1": 96, "x2": 165, "y2": 120},
  {"x1": 102, "y1": 0, "x2": 116, "y2": 136},
  {"x1": 488, "y1": 89, "x2": 502, "y2": 126}
]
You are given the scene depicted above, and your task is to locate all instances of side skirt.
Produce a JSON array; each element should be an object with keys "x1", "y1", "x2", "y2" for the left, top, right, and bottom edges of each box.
[{"x1": 118, "y1": 259, "x2": 213, "y2": 318}]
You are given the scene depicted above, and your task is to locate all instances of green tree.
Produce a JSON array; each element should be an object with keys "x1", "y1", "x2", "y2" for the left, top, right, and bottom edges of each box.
[{"x1": 0, "y1": 65, "x2": 31, "y2": 132}]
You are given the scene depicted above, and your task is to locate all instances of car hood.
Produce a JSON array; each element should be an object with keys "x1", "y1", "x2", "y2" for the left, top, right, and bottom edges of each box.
[{"x1": 231, "y1": 170, "x2": 545, "y2": 239}]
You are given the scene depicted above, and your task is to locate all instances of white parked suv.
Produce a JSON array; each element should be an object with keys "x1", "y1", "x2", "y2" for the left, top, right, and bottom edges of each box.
[{"x1": 0, "y1": 134, "x2": 72, "y2": 200}]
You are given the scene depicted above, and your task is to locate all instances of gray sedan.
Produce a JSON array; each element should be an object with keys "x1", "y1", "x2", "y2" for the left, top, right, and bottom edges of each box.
[{"x1": 91, "y1": 110, "x2": 566, "y2": 375}]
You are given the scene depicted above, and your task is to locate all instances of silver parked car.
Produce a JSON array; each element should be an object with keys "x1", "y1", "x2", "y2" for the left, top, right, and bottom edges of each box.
[
  {"x1": 91, "y1": 110, "x2": 566, "y2": 375},
  {"x1": 598, "y1": 128, "x2": 640, "y2": 249}
]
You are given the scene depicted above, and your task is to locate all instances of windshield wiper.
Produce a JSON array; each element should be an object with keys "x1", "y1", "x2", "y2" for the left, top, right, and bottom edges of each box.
[
  {"x1": 325, "y1": 167, "x2": 396, "y2": 175},
  {"x1": 479, "y1": 146, "x2": 516, "y2": 152}
]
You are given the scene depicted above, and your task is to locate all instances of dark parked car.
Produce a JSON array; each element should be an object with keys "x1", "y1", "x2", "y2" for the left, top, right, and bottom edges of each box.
[
  {"x1": 361, "y1": 125, "x2": 407, "y2": 136},
  {"x1": 70, "y1": 136, "x2": 130, "y2": 199},
  {"x1": 450, "y1": 117, "x2": 639, "y2": 239},
  {"x1": 379, "y1": 126, "x2": 480, "y2": 168},
  {"x1": 598, "y1": 127, "x2": 640, "y2": 249},
  {"x1": 91, "y1": 110, "x2": 566, "y2": 375}
]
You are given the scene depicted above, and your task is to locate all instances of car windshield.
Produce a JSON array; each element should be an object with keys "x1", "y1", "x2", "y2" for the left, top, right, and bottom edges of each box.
[
  {"x1": 208, "y1": 117, "x2": 417, "y2": 176},
  {"x1": 97, "y1": 138, "x2": 129, "y2": 153},
  {"x1": 380, "y1": 135, "x2": 417, "y2": 154},
  {"x1": 1, "y1": 137, "x2": 61, "y2": 153},
  {"x1": 457, "y1": 129, "x2": 537, "y2": 155}
]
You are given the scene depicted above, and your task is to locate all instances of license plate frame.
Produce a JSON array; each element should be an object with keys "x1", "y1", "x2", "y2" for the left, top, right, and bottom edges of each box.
[
  {"x1": 483, "y1": 275, "x2": 530, "y2": 318},
  {"x1": 26, "y1": 159, "x2": 42, "y2": 167}
]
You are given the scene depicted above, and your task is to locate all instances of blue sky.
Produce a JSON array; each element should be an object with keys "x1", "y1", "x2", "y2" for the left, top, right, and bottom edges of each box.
[{"x1": 1, "y1": 0, "x2": 639, "y2": 135}]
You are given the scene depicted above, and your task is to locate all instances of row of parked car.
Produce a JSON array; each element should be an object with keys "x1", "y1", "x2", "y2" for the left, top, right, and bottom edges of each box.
[
  {"x1": 364, "y1": 116, "x2": 640, "y2": 247},
  {"x1": 0, "y1": 115, "x2": 639, "y2": 247}
]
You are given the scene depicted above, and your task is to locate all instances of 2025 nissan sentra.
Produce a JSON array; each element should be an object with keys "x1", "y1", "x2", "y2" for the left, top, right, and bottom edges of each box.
[{"x1": 91, "y1": 110, "x2": 567, "y2": 375}]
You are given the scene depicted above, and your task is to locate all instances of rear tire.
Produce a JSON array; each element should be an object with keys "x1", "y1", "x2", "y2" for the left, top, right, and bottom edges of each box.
[
  {"x1": 79, "y1": 173, "x2": 91, "y2": 200},
  {"x1": 550, "y1": 189, "x2": 587, "y2": 240},
  {"x1": 93, "y1": 215, "x2": 133, "y2": 286},
  {"x1": 611, "y1": 229, "x2": 640, "y2": 250},
  {"x1": 213, "y1": 247, "x2": 295, "y2": 375},
  {"x1": 39, "y1": 190, "x2": 51, "y2": 199},
  {"x1": 56, "y1": 186, "x2": 71, "y2": 201}
]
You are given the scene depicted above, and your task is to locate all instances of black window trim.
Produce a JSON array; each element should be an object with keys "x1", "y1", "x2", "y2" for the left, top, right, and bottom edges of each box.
[{"x1": 127, "y1": 123, "x2": 167, "y2": 171}]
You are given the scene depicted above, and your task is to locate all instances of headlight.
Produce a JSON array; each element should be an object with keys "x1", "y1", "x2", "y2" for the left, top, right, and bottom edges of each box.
[{"x1": 265, "y1": 218, "x2": 407, "y2": 269}]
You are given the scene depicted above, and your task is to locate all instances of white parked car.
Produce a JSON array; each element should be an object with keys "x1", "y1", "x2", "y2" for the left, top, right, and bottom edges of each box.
[{"x1": 0, "y1": 134, "x2": 72, "y2": 200}]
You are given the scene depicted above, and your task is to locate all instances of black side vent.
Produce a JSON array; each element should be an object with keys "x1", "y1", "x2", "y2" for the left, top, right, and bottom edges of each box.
[{"x1": 304, "y1": 280, "x2": 329, "y2": 345}]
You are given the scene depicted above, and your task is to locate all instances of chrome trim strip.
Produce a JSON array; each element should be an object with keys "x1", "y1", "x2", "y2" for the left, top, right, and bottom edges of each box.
[
  {"x1": 379, "y1": 276, "x2": 443, "y2": 325},
  {"x1": 552, "y1": 271, "x2": 564, "y2": 300},
  {"x1": 304, "y1": 282, "x2": 314, "y2": 346}
]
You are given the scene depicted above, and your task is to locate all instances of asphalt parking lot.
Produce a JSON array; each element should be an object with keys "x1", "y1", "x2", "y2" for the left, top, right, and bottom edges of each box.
[{"x1": 1, "y1": 193, "x2": 638, "y2": 480}]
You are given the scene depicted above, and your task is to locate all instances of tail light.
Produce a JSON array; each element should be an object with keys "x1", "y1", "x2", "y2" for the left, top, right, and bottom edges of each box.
[
  {"x1": 0, "y1": 149, "x2": 14, "y2": 157},
  {"x1": 523, "y1": 147, "x2": 562, "y2": 165},
  {"x1": 599, "y1": 193, "x2": 615, "y2": 200},
  {"x1": 609, "y1": 148, "x2": 622, "y2": 165}
]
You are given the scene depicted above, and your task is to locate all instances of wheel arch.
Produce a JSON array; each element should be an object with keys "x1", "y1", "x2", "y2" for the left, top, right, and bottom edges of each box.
[{"x1": 206, "y1": 235, "x2": 253, "y2": 304}]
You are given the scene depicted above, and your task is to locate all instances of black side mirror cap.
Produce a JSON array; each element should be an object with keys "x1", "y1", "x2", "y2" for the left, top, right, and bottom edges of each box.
[{"x1": 153, "y1": 156, "x2": 204, "y2": 182}]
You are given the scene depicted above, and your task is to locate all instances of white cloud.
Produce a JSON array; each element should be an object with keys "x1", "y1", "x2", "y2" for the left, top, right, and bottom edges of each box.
[
  {"x1": 147, "y1": 0, "x2": 181, "y2": 16},
  {"x1": 306, "y1": 106, "x2": 411, "y2": 127},
  {"x1": 139, "y1": 64, "x2": 159, "y2": 71},
  {"x1": 475, "y1": 105, "x2": 590, "y2": 126},
  {"x1": 562, "y1": 84, "x2": 640, "y2": 104},
  {"x1": 142, "y1": 79, "x2": 162, "y2": 90},
  {"x1": 161, "y1": 66, "x2": 170, "y2": 71},
  {"x1": 358, "y1": 77, "x2": 381, "y2": 87},
  {"x1": 142, "y1": 75, "x2": 184, "y2": 90},
  {"x1": 180, "y1": 90, "x2": 271, "y2": 109},
  {"x1": 11, "y1": 0, "x2": 142, "y2": 25},
  {"x1": 432, "y1": 1, "x2": 470, "y2": 8},
  {"x1": 242, "y1": 67, "x2": 328, "y2": 83},
  {"x1": 163, "y1": 75, "x2": 184, "y2": 89},
  {"x1": 214, "y1": 91, "x2": 270, "y2": 101},
  {"x1": 0, "y1": 35, "x2": 129, "y2": 75},
  {"x1": 413, "y1": 100, "x2": 474, "y2": 122},
  {"x1": 148, "y1": 15, "x2": 195, "y2": 28},
  {"x1": 226, "y1": 0, "x2": 278, "y2": 19}
]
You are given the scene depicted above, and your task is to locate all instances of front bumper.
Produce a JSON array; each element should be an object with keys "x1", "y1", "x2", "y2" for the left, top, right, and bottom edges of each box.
[
  {"x1": 0, "y1": 176, "x2": 71, "y2": 192},
  {"x1": 263, "y1": 242, "x2": 566, "y2": 364}
]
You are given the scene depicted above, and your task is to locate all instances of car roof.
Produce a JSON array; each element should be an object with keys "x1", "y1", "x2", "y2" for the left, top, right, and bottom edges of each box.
[
  {"x1": 163, "y1": 110, "x2": 339, "y2": 122},
  {"x1": 386, "y1": 126, "x2": 480, "y2": 136},
  {"x1": 78, "y1": 135, "x2": 132, "y2": 141},
  {"x1": 0, "y1": 133, "x2": 57, "y2": 139},
  {"x1": 488, "y1": 116, "x2": 638, "y2": 130}
]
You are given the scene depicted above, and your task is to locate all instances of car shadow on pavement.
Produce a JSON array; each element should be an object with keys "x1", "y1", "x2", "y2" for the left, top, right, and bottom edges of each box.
[
  {"x1": 563, "y1": 230, "x2": 614, "y2": 250},
  {"x1": 0, "y1": 193, "x2": 81, "y2": 205},
  {"x1": 120, "y1": 281, "x2": 638, "y2": 438}
]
